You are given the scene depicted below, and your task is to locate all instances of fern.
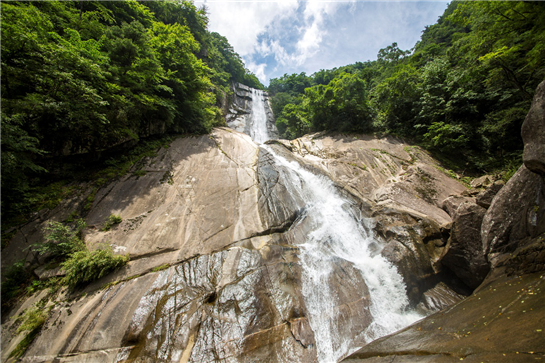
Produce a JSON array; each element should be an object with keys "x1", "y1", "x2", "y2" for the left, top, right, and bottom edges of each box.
[{"x1": 62, "y1": 246, "x2": 128, "y2": 288}]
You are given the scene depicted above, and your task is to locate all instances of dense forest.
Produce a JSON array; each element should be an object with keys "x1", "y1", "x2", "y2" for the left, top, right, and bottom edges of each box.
[
  {"x1": 269, "y1": 1, "x2": 545, "y2": 173},
  {"x1": 2, "y1": 0, "x2": 545, "y2": 229},
  {"x1": 1, "y1": 0, "x2": 262, "y2": 223}
]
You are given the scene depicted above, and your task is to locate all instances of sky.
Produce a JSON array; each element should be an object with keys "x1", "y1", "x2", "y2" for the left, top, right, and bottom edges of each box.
[{"x1": 194, "y1": 0, "x2": 449, "y2": 85}]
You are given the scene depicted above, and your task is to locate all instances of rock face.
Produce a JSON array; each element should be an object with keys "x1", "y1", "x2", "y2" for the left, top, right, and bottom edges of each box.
[
  {"x1": 276, "y1": 134, "x2": 465, "y2": 227},
  {"x1": 441, "y1": 194, "x2": 474, "y2": 218},
  {"x1": 2, "y1": 129, "x2": 323, "y2": 363},
  {"x1": 9, "y1": 81, "x2": 545, "y2": 363},
  {"x1": 268, "y1": 134, "x2": 470, "y2": 307},
  {"x1": 21, "y1": 244, "x2": 319, "y2": 363},
  {"x1": 522, "y1": 80, "x2": 545, "y2": 175},
  {"x1": 1, "y1": 128, "x2": 263, "y2": 273},
  {"x1": 1, "y1": 128, "x2": 472, "y2": 363},
  {"x1": 475, "y1": 180, "x2": 504, "y2": 209}
]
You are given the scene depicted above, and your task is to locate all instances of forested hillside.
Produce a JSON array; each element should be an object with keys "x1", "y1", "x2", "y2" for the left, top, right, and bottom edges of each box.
[
  {"x1": 269, "y1": 1, "x2": 545, "y2": 173},
  {"x1": 1, "y1": 0, "x2": 261, "y2": 223}
]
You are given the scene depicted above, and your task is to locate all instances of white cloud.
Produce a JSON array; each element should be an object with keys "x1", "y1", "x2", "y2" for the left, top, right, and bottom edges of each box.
[
  {"x1": 295, "y1": 4, "x2": 327, "y2": 64},
  {"x1": 249, "y1": 1, "x2": 343, "y2": 69},
  {"x1": 246, "y1": 61, "x2": 268, "y2": 83},
  {"x1": 201, "y1": 0, "x2": 298, "y2": 56},
  {"x1": 200, "y1": 1, "x2": 342, "y2": 70},
  {"x1": 268, "y1": 40, "x2": 291, "y2": 66},
  {"x1": 197, "y1": 0, "x2": 449, "y2": 84}
]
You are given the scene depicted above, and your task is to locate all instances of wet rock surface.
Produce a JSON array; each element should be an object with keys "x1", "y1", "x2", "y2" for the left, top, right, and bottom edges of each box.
[
  {"x1": 13, "y1": 85, "x2": 543, "y2": 362},
  {"x1": 270, "y1": 134, "x2": 470, "y2": 310},
  {"x1": 9, "y1": 241, "x2": 316, "y2": 363},
  {"x1": 283, "y1": 133, "x2": 465, "y2": 227},
  {"x1": 342, "y1": 80, "x2": 545, "y2": 363}
]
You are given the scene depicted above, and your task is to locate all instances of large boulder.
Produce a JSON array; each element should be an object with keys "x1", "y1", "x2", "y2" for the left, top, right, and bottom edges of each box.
[
  {"x1": 470, "y1": 174, "x2": 496, "y2": 189},
  {"x1": 481, "y1": 165, "x2": 545, "y2": 269},
  {"x1": 440, "y1": 202, "x2": 489, "y2": 289},
  {"x1": 522, "y1": 80, "x2": 545, "y2": 175}
]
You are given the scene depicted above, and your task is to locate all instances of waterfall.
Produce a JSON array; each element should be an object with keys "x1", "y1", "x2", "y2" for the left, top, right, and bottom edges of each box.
[
  {"x1": 248, "y1": 89, "x2": 270, "y2": 144},
  {"x1": 248, "y1": 88, "x2": 422, "y2": 363},
  {"x1": 262, "y1": 146, "x2": 422, "y2": 362}
]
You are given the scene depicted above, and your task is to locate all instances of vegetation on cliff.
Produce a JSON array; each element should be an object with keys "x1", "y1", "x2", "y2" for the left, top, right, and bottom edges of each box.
[
  {"x1": 1, "y1": 0, "x2": 262, "y2": 224},
  {"x1": 269, "y1": 1, "x2": 545, "y2": 173}
]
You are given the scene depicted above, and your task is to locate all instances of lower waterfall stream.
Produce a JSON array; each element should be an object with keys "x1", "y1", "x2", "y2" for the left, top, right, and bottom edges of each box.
[{"x1": 248, "y1": 89, "x2": 423, "y2": 362}]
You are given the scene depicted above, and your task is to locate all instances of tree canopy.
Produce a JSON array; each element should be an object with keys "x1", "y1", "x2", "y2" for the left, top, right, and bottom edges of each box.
[{"x1": 1, "y1": 0, "x2": 262, "y2": 221}]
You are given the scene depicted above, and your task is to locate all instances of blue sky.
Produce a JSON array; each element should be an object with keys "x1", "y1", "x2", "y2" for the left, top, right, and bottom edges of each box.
[{"x1": 195, "y1": 1, "x2": 449, "y2": 85}]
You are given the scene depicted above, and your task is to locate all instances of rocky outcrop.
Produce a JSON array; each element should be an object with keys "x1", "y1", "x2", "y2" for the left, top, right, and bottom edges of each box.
[
  {"x1": 225, "y1": 83, "x2": 252, "y2": 131},
  {"x1": 482, "y1": 165, "x2": 545, "y2": 269},
  {"x1": 441, "y1": 195, "x2": 474, "y2": 218},
  {"x1": 266, "y1": 134, "x2": 470, "y2": 309},
  {"x1": 2, "y1": 128, "x2": 263, "y2": 272},
  {"x1": 522, "y1": 80, "x2": 545, "y2": 175},
  {"x1": 17, "y1": 243, "x2": 319, "y2": 363},
  {"x1": 470, "y1": 174, "x2": 496, "y2": 189},
  {"x1": 1, "y1": 129, "x2": 322, "y2": 363},
  {"x1": 277, "y1": 133, "x2": 465, "y2": 227},
  {"x1": 441, "y1": 202, "x2": 489, "y2": 289},
  {"x1": 476, "y1": 180, "x2": 504, "y2": 209}
]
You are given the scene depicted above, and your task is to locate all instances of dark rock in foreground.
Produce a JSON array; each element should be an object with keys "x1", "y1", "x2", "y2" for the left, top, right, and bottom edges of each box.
[
  {"x1": 343, "y1": 272, "x2": 545, "y2": 363},
  {"x1": 441, "y1": 201, "x2": 489, "y2": 289}
]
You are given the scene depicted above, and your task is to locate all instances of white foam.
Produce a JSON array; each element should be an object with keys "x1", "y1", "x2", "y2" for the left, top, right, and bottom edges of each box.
[
  {"x1": 249, "y1": 89, "x2": 270, "y2": 144},
  {"x1": 263, "y1": 146, "x2": 423, "y2": 362}
]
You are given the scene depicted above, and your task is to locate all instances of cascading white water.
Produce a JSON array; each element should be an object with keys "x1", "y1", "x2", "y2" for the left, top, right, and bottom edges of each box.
[
  {"x1": 249, "y1": 89, "x2": 270, "y2": 144},
  {"x1": 248, "y1": 87, "x2": 422, "y2": 363},
  {"x1": 262, "y1": 146, "x2": 422, "y2": 362}
]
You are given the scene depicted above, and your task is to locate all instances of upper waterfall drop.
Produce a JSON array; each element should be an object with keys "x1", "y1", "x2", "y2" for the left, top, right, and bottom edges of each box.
[
  {"x1": 249, "y1": 89, "x2": 270, "y2": 144},
  {"x1": 225, "y1": 83, "x2": 278, "y2": 143}
]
